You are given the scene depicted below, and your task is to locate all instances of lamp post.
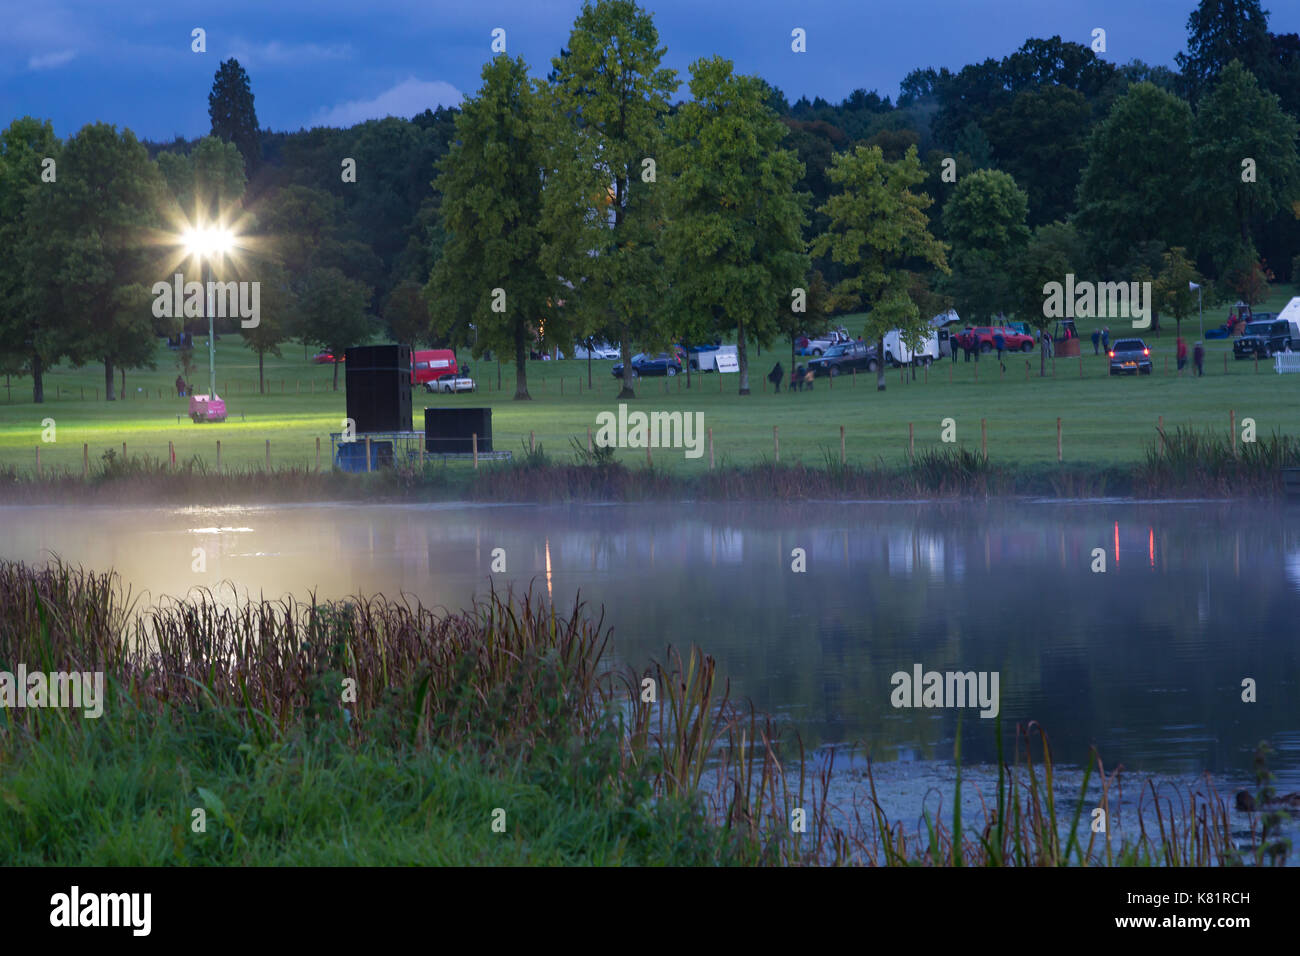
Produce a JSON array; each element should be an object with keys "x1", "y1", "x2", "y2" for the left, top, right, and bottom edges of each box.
[
  {"x1": 1190, "y1": 281, "x2": 1203, "y2": 342},
  {"x1": 181, "y1": 226, "x2": 234, "y2": 398}
]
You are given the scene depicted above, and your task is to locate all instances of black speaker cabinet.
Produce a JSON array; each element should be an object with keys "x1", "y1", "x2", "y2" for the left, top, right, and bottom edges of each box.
[
  {"x1": 345, "y1": 344, "x2": 412, "y2": 433},
  {"x1": 424, "y1": 407, "x2": 492, "y2": 453}
]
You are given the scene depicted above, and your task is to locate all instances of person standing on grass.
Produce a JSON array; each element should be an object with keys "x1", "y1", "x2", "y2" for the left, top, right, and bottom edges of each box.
[
  {"x1": 768, "y1": 362, "x2": 784, "y2": 393},
  {"x1": 1101, "y1": 327, "x2": 1110, "y2": 353},
  {"x1": 1193, "y1": 341, "x2": 1205, "y2": 376},
  {"x1": 175, "y1": 375, "x2": 185, "y2": 397},
  {"x1": 1177, "y1": 337, "x2": 1188, "y2": 374},
  {"x1": 1091, "y1": 329, "x2": 1100, "y2": 354},
  {"x1": 994, "y1": 329, "x2": 1006, "y2": 370}
]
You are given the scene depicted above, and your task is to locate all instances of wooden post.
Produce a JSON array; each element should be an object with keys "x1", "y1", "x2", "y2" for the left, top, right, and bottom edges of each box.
[
  {"x1": 36, "y1": 446, "x2": 41, "y2": 477},
  {"x1": 316, "y1": 436, "x2": 321, "y2": 473},
  {"x1": 981, "y1": 418, "x2": 987, "y2": 461},
  {"x1": 708, "y1": 427, "x2": 715, "y2": 470},
  {"x1": 1025, "y1": 361, "x2": 1029, "y2": 381},
  {"x1": 1230, "y1": 409, "x2": 1237, "y2": 458},
  {"x1": 529, "y1": 430, "x2": 535, "y2": 454},
  {"x1": 1158, "y1": 415, "x2": 1164, "y2": 457},
  {"x1": 217, "y1": 440, "x2": 222, "y2": 472},
  {"x1": 82, "y1": 443, "x2": 88, "y2": 479},
  {"x1": 840, "y1": 425, "x2": 846, "y2": 466},
  {"x1": 924, "y1": 364, "x2": 928, "y2": 385},
  {"x1": 281, "y1": 379, "x2": 284, "y2": 393},
  {"x1": 473, "y1": 433, "x2": 479, "y2": 469},
  {"x1": 646, "y1": 444, "x2": 652, "y2": 467},
  {"x1": 81, "y1": 387, "x2": 84, "y2": 401},
  {"x1": 1056, "y1": 418, "x2": 1062, "y2": 462},
  {"x1": 169, "y1": 440, "x2": 175, "y2": 470},
  {"x1": 587, "y1": 427, "x2": 593, "y2": 454},
  {"x1": 948, "y1": 364, "x2": 953, "y2": 384},
  {"x1": 1254, "y1": 354, "x2": 1258, "y2": 374},
  {"x1": 974, "y1": 363, "x2": 978, "y2": 383},
  {"x1": 266, "y1": 439, "x2": 271, "y2": 471},
  {"x1": 1164, "y1": 356, "x2": 1168, "y2": 375},
  {"x1": 719, "y1": 373, "x2": 722, "y2": 393},
  {"x1": 297, "y1": 380, "x2": 300, "y2": 393},
  {"x1": 909, "y1": 422, "x2": 914, "y2": 461},
  {"x1": 560, "y1": 378, "x2": 563, "y2": 396},
  {"x1": 1223, "y1": 353, "x2": 1228, "y2": 374},
  {"x1": 773, "y1": 425, "x2": 779, "y2": 462},
  {"x1": 365, "y1": 436, "x2": 372, "y2": 473},
  {"x1": 852, "y1": 368, "x2": 856, "y2": 387},
  {"x1": 122, "y1": 441, "x2": 126, "y2": 460}
]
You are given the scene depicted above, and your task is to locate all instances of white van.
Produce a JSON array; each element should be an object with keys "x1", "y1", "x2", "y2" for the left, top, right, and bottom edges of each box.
[{"x1": 883, "y1": 328, "x2": 941, "y2": 366}]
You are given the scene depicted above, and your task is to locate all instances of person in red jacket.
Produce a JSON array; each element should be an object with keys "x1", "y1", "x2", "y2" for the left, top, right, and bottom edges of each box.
[{"x1": 1176, "y1": 337, "x2": 1188, "y2": 373}]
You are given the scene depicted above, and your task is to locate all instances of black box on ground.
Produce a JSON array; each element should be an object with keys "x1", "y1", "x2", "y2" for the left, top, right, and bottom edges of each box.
[{"x1": 425, "y1": 407, "x2": 492, "y2": 453}]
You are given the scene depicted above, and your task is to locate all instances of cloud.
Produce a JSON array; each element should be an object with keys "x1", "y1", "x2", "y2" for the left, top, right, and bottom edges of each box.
[
  {"x1": 313, "y1": 77, "x2": 463, "y2": 127},
  {"x1": 27, "y1": 49, "x2": 77, "y2": 70},
  {"x1": 227, "y1": 39, "x2": 353, "y2": 68}
]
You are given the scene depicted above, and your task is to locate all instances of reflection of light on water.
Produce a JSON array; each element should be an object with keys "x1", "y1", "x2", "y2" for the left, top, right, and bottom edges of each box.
[
  {"x1": 1114, "y1": 521, "x2": 1120, "y2": 567},
  {"x1": 545, "y1": 537, "x2": 552, "y2": 601},
  {"x1": 1149, "y1": 527, "x2": 1154, "y2": 568},
  {"x1": 188, "y1": 527, "x2": 254, "y2": 534}
]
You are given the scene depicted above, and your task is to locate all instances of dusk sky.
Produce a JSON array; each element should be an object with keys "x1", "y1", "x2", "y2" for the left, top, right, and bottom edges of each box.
[{"x1": 3, "y1": 1, "x2": 1297, "y2": 141}]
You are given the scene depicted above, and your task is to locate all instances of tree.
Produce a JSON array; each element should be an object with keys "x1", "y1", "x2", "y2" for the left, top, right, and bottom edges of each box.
[
  {"x1": 663, "y1": 56, "x2": 810, "y2": 396},
  {"x1": 984, "y1": 86, "x2": 1091, "y2": 226},
  {"x1": 24, "y1": 123, "x2": 164, "y2": 401},
  {"x1": 1011, "y1": 221, "x2": 1085, "y2": 375},
  {"x1": 241, "y1": 263, "x2": 295, "y2": 394},
  {"x1": 1153, "y1": 247, "x2": 1202, "y2": 342},
  {"x1": 427, "y1": 55, "x2": 556, "y2": 400},
  {"x1": 941, "y1": 169, "x2": 1029, "y2": 321},
  {"x1": 1075, "y1": 83, "x2": 1196, "y2": 273},
  {"x1": 1176, "y1": 0, "x2": 1273, "y2": 102},
  {"x1": 0, "y1": 117, "x2": 61, "y2": 403},
  {"x1": 812, "y1": 144, "x2": 949, "y2": 391},
  {"x1": 1190, "y1": 60, "x2": 1300, "y2": 271},
  {"x1": 208, "y1": 59, "x2": 260, "y2": 173},
  {"x1": 544, "y1": 0, "x2": 678, "y2": 400},
  {"x1": 299, "y1": 267, "x2": 374, "y2": 390},
  {"x1": 384, "y1": 279, "x2": 431, "y2": 354}
]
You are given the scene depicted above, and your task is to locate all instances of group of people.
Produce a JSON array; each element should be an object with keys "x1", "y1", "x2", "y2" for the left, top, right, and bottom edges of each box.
[
  {"x1": 1089, "y1": 328, "x2": 1112, "y2": 354},
  {"x1": 766, "y1": 362, "x2": 815, "y2": 393},
  {"x1": 1176, "y1": 337, "x2": 1206, "y2": 376}
]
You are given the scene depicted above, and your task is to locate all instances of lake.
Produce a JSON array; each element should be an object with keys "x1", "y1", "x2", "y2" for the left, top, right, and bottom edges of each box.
[{"x1": 3, "y1": 498, "x2": 1298, "y2": 827}]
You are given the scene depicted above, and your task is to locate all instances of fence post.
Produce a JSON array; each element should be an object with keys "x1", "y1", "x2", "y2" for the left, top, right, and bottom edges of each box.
[
  {"x1": 473, "y1": 433, "x2": 479, "y2": 469},
  {"x1": 852, "y1": 368, "x2": 856, "y2": 387},
  {"x1": 1231, "y1": 409, "x2": 1237, "y2": 459},
  {"x1": 1057, "y1": 417, "x2": 1062, "y2": 462},
  {"x1": 83, "y1": 443, "x2": 88, "y2": 479},
  {"x1": 169, "y1": 440, "x2": 175, "y2": 470},
  {"x1": 909, "y1": 422, "x2": 914, "y2": 461},
  {"x1": 1158, "y1": 415, "x2": 1164, "y2": 457},
  {"x1": 419, "y1": 437, "x2": 425, "y2": 468},
  {"x1": 529, "y1": 430, "x2": 535, "y2": 454},
  {"x1": 840, "y1": 425, "x2": 846, "y2": 466},
  {"x1": 587, "y1": 427, "x2": 593, "y2": 454},
  {"x1": 1224, "y1": 353, "x2": 1228, "y2": 374},
  {"x1": 316, "y1": 436, "x2": 321, "y2": 473},
  {"x1": 122, "y1": 441, "x2": 126, "y2": 460},
  {"x1": 773, "y1": 425, "x2": 779, "y2": 462},
  {"x1": 560, "y1": 378, "x2": 563, "y2": 396},
  {"x1": 36, "y1": 446, "x2": 41, "y2": 478},
  {"x1": 266, "y1": 439, "x2": 271, "y2": 471},
  {"x1": 217, "y1": 440, "x2": 222, "y2": 472},
  {"x1": 708, "y1": 427, "x2": 715, "y2": 470},
  {"x1": 646, "y1": 444, "x2": 652, "y2": 467},
  {"x1": 974, "y1": 363, "x2": 978, "y2": 383},
  {"x1": 981, "y1": 418, "x2": 987, "y2": 461},
  {"x1": 365, "y1": 437, "x2": 372, "y2": 473}
]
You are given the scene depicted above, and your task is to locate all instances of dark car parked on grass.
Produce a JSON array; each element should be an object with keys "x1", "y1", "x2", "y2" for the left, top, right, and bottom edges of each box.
[
  {"x1": 807, "y1": 341, "x2": 879, "y2": 376},
  {"x1": 1233, "y1": 319, "x2": 1297, "y2": 359},
  {"x1": 1109, "y1": 338, "x2": 1152, "y2": 375},
  {"x1": 612, "y1": 352, "x2": 683, "y2": 378}
]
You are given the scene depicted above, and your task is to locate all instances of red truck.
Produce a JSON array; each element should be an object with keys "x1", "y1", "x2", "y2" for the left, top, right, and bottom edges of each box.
[
  {"x1": 953, "y1": 325, "x2": 1036, "y2": 354},
  {"x1": 411, "y1": 349, "x2": 459, "y2": 386}
]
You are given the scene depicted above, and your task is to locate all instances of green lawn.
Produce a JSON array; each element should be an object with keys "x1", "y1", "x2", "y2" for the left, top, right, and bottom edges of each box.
[{"x1": 2, "y1": 297, "x2": 1298, "y2": 477}]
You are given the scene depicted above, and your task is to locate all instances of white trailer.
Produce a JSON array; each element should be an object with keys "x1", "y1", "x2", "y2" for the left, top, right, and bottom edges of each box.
[
  {"x1": 692, "y1": 344, "x2": 738, "y2": 371},
  {"x1": 883, "y1": 328, "x2": 941, "y2": 366}
]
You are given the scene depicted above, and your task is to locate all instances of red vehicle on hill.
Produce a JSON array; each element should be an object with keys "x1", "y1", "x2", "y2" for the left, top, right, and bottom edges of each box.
[{"x1": 953, "y1": 325, "x2": 1036, "y2": 354}]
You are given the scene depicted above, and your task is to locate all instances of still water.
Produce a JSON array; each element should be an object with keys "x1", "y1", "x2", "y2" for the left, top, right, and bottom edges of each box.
[{"x1": 3, "y1": 499, "x2": 1298, "y2": 797}]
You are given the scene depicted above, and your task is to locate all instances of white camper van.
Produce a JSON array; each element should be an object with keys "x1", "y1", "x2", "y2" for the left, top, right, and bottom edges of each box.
[{"x1": 883, "y1": 328, "x2": 941, "y2": 366}]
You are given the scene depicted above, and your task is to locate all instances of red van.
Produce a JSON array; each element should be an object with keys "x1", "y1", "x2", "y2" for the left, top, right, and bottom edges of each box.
[{"x1": 411, "y1": 349, "x2": 458, "y2": 386}]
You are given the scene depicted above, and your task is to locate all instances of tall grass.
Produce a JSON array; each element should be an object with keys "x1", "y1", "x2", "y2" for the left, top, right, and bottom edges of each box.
[
  {"x1": 0, "y1": 559, "x2": 1266, "y2": 866},
  {"x1": 1138, "y1": 425, "x2": 1300, "y2": 495}
]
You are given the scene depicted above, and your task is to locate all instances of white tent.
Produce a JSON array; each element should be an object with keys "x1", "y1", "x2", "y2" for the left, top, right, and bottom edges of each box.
[{"x1": 929, "y1": 309, "x2": 961, "y2": 328}]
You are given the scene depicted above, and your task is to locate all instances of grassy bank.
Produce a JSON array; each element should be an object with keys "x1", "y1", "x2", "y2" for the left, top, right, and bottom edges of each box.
[
  {"x1": 0, "y1": 559, "x2": 1285, "y2": 866},
  {"x1": 1, "y1": 426, "x2": 1296, "y2": 504},
  {"x1": 1, "y1": 315, "x2": 1297, "y2": 481}
]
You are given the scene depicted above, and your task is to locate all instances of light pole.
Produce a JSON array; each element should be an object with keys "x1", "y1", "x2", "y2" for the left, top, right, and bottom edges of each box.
[
  {"x1": 181, "y1": 226, "x2": 234, "y2": 398},
  {"x1": 1190, "y1": 281, "x2": 1203, "y2": 342}
]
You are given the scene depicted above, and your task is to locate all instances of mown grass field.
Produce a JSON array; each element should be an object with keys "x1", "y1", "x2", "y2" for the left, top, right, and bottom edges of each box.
[{"x1": 2, "y1": 297, "x2": 1298, "y2": 478}]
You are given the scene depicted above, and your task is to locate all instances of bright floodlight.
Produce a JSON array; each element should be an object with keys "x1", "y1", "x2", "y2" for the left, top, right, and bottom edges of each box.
[{"x1": 181, "y1": 226, "x2": 235, "y2": 259}]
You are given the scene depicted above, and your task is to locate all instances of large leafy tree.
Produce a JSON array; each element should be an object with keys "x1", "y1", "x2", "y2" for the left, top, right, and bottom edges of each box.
[
  {"x1": 428, "y1": 55, "x2": 556, "y2": 400},
  {"x1": 300, "y1": 267, "x2": 374, "y2": 390},
  {"x1": 241, "y1": 263, "x2": 296, "y2": 394},
  {"x1": 544, "y1": 0, "x2": 678, "y2": 399},
  {"x1": 208, "y1": 59, "x2": 260, "y2": 173},
  {"x1": 941, "y1": 168, "x2": 1029, "y2": 320},
  {"x1": 0, "y1": 117, "x2": 61, "y2": 403},
  {"x1": 984, "y1": 86, "x2": 1091, "y2": 226},
  {"x1": 24, "y1": 123, "x2": 164, "y2": 401},
  {"x1": 663, "y1": 56, "x2": 810, "y2": 396},
  {"x1": 1153, "y1": 247, "x2": 1203, "y2": 342},
  {"x1": 384, "y1": 279, "x2": 431, "y2": 354},
  {"x1": 1176, "y1": 0, "x2": 1273, "y2": 102},
  {"x1": 1190, "y1": 60, "x2": 1300, "y2": 272},
  {"x1": 811, "y1": 144, "x2": 949, "y2": 391},
  {"x1": 1012, "y1": 221, "x2": 1086, "y2": 373},
  {"x1": 1075, "y1": 83, "x2": 1196, "y2": 273}
]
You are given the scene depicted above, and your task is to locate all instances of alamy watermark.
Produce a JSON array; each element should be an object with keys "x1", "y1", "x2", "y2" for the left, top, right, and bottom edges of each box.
[
  {"x1": 890, "y1": 663, "x2": 1000, "y2": 719},
  {"x1": 151, "y1": 273, "x2": 260, "y2": 328},
  {"x1": 0, "y1": 666, "x2": 104, "y2": 718},
  {"x1": 1042, "y1": 274, "x2": 1151, "y2": 330},
  {"x1": 594, "y1": 404, "x2": 705, "y2": 459}
]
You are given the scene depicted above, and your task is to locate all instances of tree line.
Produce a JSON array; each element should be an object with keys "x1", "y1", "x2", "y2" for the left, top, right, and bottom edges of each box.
[{"x1": 2, "y1": 0, "x2": 1298, "y2": 402}]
